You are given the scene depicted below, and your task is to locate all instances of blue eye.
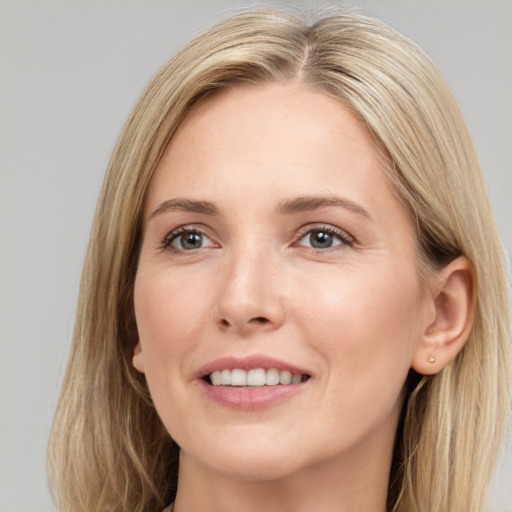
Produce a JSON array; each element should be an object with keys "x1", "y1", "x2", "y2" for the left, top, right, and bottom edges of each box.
[
  {"x1": 163, "y1": 228, "x2": 216, "y2": 252},
  {"x1": 297, "y1": 226, "x2": 352, "y2": 250}
]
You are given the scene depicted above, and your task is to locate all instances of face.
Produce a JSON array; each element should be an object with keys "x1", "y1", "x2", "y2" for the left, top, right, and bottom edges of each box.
[{"x1": 133, "y1": 83, "x2": 432, "y2": 482}]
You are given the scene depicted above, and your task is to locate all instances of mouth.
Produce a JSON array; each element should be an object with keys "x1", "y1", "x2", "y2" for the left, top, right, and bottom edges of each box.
[
  {"x1": 197, "y1": 355, "x2": 311, "y2": 408},
  {"x1": 205, "y1": 368, "x2": 310, "y2": 387}
]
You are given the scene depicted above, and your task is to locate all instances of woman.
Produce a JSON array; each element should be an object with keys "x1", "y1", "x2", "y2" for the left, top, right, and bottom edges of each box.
[{"x1": 48, "y1": 7, "x2": 511, "y2": 512}]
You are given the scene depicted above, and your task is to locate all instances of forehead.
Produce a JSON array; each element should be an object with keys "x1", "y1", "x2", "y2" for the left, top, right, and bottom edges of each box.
[{"x1": 146, "y1": 83, "x2": 405, "y2": 229}]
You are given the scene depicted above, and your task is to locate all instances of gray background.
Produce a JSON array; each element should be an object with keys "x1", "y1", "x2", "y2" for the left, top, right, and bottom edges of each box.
[{"x1": 0, "y1": 1, "x2": 511, "y2": 511}]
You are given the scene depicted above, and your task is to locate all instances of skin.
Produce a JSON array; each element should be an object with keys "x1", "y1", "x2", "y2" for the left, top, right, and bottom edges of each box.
[{"x1": 133, "y1": 83, "x2": 468, "y2": 512}]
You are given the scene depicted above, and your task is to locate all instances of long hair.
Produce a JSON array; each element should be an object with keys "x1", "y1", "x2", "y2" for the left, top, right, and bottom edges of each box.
[{"x1": 48, "y1": 8, "x2": 511, "y2": 512}]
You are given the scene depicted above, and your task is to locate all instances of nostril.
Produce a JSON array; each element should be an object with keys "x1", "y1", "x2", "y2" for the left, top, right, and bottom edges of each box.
[
  {"x1": 251, "y1": 317, "x2": 269, "y2": 324},
  {"x1": 218, "y1": 316, "x2": 271, "y2": 329}
]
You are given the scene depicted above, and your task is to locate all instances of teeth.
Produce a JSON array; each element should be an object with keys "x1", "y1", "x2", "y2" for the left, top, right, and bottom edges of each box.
[
  {"x1": 221, "y1": 369, "x2": 231, "y2": 385},
  {"x1": 247, "y1": 368, "x2": 266, "y2": 386},
  {"x1": 209, "y1": 368, "x2": 306, "y2": 387},
  {"x1": 279, "y1": 370, "x2": 292, "y2": 385},
  {"x1": 266, "y1": 368, "x2": 279, "y2": 385},
  {"x1": 230, "y1": 369, "x2": 247, "y2": 386},
  {"x1": 211, "y1": 371, "x2": 222, "y2": 386}
]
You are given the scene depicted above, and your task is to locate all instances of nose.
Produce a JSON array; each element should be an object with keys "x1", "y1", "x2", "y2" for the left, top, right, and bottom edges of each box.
[{"x1": 213, "y1": 249, "x2": 286, "y2": 336}]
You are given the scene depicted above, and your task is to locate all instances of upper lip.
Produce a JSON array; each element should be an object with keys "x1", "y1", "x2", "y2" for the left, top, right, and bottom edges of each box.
[{"x1": 196, "y1": 354, "x2": 310, "y2": 379}]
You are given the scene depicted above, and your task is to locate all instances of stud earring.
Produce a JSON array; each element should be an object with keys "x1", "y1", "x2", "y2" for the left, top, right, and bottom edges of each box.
[{"x1": 427, "y1": 354, "x2": 436, "y2": 363}]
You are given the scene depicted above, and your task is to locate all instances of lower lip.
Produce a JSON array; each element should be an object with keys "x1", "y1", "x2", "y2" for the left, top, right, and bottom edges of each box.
[{"x1": 198, "y1": 379, "x2": 307, "y2": 410}]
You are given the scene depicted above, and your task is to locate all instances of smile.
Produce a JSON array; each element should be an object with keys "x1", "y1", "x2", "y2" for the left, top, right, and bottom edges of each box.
[
  {"x1": 209, "y1": 368, "x2": 308, "y2": 387},
  {"x1": 197, "y1": 355, "x2": 311, "y2": 410}
]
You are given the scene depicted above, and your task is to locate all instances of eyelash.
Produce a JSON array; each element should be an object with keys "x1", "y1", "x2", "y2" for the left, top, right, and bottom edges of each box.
[
  {"x1": 160, "y1": 224, "x2": 354, "y2": 254},
  {"x1": 294, "y1": 224, "x2": 354, "y2": 251},
  {"x1": 160, "y1": 225, "x2": 213, "y2": 253}
]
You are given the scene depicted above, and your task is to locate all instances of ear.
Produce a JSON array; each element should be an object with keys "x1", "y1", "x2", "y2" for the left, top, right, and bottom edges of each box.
[
  {"x1": 132, "y1": 341, "x2": 146, "y2": 373},
  {"x1": 412, "y1": 256, "x2": 475, "y2": 375}
]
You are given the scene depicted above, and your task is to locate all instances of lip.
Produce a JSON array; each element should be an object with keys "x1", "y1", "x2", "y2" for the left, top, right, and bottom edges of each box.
[
  {"x1": 196, "y1": 354, "x2": 308, "y2": 378},
  {"x1": 196, "y1": 355, "x2": 310, "y2": 411}
]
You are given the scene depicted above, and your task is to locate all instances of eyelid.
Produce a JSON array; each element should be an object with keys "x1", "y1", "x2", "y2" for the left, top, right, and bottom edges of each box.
[
  {"x1": 160, "y1": 224, "x2": 219, "y2": 253},
  {"x1": 293, "y1": 223, "x2": 355, "y2": 249},
  {"x1": 158, "y1": 222, "x2": 354, "y2": 254}
]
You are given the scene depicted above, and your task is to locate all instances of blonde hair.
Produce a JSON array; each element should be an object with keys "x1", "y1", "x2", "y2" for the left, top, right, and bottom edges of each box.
[{"x1": 48, "y1": 8, "x2": 511, "y2": 512}]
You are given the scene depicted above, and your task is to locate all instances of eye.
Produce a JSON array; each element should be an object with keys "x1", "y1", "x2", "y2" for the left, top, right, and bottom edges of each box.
[
  {"x1": 162, "y1": 227, "x2": 216, "y2": 253},
  {"x1": 296, "y1": 225, "x2": 353, "y2": 250}
]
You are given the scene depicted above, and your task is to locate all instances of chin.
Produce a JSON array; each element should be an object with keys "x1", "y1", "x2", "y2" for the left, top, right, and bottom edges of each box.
[
  {"x1": 180, "y1": 431, "x2": 311, "y2": 482},
  {"x1": 206, "y1": 450, "x2": 305, "y2": 482}
]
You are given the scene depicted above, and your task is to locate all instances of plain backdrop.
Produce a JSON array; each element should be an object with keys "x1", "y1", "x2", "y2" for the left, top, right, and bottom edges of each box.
[{"x1": 0, "y1": 1, "x2": 511, "y2": 511}]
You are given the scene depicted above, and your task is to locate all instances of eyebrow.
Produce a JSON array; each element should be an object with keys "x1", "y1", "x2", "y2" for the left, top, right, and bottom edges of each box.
[
  {"x1": 150, "y1": 198, "x2": 220, "y2": 219},
  {"x1": 149, "y1": 195, "x2": 372, "y2": 221},
  {"x1": 277, "y1": 196, "x2": 373, "y2": 220}
]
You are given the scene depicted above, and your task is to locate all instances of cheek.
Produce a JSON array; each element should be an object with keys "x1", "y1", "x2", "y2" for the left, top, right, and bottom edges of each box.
[
  {"x1": 135, "y1": 264, "x2": 208, "y2": 346},
  {"x1": 133, "y1": 265, "x2": 212, "y2": 397},
  {"x1": 133, "y1": 266, "x2": 215, "y2": 438},
  {"x1": 295, "y1": 264, "x2": 422, "y2": 402}
]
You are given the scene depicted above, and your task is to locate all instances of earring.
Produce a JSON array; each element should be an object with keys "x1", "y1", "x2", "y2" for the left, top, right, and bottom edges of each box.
[{"x1": 427, "y1": 354, "x2": 436, "y2": 363}]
